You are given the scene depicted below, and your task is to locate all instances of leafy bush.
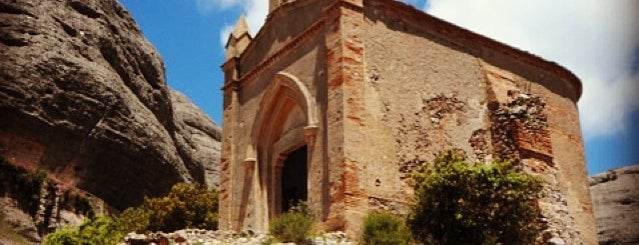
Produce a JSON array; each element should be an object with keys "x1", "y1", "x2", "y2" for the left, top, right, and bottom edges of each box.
[
  {"x1": 408, "y1": 151, "x2": 544, "y2": 245},
  {"x1": 44, "y1": 216, "x2": 123, "y2": 245},
  {"x1": 119, "y1": 182, "x2": 219, "y2": 233},
  {"x1": 269, "y1": 202, "x2": 315, "y2": 244},
  {"x1": 361, "y1": 210, "x2": 412, "y2": 245},
  {"x1": 45, "y1": 182, "x2": 218, "y2": 244},
  {"x1": 44, "y1": 226, "x2": 79, "y2": 245}
]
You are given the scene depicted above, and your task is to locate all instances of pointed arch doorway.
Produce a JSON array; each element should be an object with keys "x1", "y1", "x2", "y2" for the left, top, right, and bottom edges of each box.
[{"x1": 247, "y1": 72, "x2": 321, "y2": 230}]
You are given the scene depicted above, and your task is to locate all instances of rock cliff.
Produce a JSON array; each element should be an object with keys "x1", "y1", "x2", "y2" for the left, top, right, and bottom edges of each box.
[
  {"x1": 590, "y1": 164, "x2": 639, "y2": 244},
  {"x1": 0, "y1": 0, "x2": 220, "y2": 214},
  {"x1": 171, "y1": 90, "x2": 221, "y2": 188}
]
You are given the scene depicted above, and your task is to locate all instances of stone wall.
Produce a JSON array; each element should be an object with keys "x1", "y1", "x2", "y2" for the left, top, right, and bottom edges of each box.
[
  {"x1": 220, "y1": 0, "x2": 595, "y2": 242},
  {"x1": 357, "y1": 1, "x2": 595, "y2": 243},
  {"x1": 219, "y1": 0, "x2": 330, "y2": 231}
]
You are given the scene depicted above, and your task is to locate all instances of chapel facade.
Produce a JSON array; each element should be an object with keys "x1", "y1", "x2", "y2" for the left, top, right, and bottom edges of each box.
[{"x1": 219, "y1": 0, "x2": 596, "y2": 243}]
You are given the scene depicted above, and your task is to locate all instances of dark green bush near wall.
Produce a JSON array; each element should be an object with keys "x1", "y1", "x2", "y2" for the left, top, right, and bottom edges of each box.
[
  {"x1": 361, "y1": 210, "x2": 412, "y2": 245},
  {"x1": 408, "y1": 150, "x2": 544, "y2": 245},
  {"x1": 269, "y1": 202, "x2": 315, "y2": 244}
]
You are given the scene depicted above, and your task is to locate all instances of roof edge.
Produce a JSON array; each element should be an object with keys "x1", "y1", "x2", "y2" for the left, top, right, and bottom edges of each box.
[{"x1": 370, "y1": 0, "x2": 582, "y2": 101}]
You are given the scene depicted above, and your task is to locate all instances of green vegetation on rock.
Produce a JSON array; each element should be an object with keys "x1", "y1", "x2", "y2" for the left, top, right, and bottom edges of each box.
[
  {"x1": 0, "y1": 155, "x2": 47, "y2": 215},
  {"x1": 408, "y1": 150, "x2": 544, "y2": 245},
  {"x1": 44, "y1": 182, "x2": 218, "y2": 244}
]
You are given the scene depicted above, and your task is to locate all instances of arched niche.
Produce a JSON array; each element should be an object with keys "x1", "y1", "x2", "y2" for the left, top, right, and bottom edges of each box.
[{"x1": 248, "y1": 72, "x2": 319, "y2": 225}]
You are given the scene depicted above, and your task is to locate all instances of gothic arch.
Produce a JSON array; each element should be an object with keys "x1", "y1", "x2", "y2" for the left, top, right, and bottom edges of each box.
[
  {"x1": 249, "y1": 71, "x2": 318, "y2": 154},
  {"x1": 246, "y1": 71, "x2": 319, "y2": 225}
]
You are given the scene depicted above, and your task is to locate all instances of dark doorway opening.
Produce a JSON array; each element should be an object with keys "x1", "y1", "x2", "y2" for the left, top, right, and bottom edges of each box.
[{"x1": 280, "y1": 145, "x2": 308, "y2": 212}]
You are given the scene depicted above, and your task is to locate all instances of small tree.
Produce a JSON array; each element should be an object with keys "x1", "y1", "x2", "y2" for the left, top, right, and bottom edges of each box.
[
  {"x1": 361, "y1": 210, "x2": 412, "y2": 245},
  {"x1": 119, "y1": 182, "x2": 219, "y2": 233},
  {"x1": 408, "y1": 151, "x2": 543, "y2": 245}
]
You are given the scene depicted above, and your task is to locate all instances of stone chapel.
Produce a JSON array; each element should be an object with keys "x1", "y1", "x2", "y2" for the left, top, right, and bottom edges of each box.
[{"x1": 219, "y1": 0, "x2": 596, "y2": 243}]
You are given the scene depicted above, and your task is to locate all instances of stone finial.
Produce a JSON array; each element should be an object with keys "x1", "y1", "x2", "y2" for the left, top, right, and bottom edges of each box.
[{"x1": 225, "y1": 15, "x2": 252, "y2": 60}]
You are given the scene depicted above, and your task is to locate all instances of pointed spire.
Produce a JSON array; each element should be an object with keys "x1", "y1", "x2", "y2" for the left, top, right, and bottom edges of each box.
[
  {"x1": 225, "y1": 15, "x2": 252, "y2": 60},
  {"x1": 230, "y1": 15, "x2": 250, "y2": 40}
]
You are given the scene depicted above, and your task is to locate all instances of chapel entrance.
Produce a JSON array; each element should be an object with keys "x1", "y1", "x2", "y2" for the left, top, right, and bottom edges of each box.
[{"x1": 280, "y1": 145, "x2": 308, "y2": 212}]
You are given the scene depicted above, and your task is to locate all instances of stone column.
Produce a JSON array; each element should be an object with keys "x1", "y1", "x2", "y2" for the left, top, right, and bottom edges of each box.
[{"x1": 220, "y1": 58, "x2": 241, "y2": 231}]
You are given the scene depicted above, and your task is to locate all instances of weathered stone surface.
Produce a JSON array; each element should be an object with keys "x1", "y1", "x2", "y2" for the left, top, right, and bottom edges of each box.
[
  {"x1": 0, "y1": 184, "x2": 98, "y2": 243},
  {"x1": 0, "y1": 197, "x2": 39, "y2": 243},
  {"x1": 0, "y1": 0, "x2": 220, "y2": 214},
  {"x1": 590, "y1": 164, "x2": 639, "y2": 244},
  {"x1": 171, "y1": 89, "x2": 222, "y2": 187}
]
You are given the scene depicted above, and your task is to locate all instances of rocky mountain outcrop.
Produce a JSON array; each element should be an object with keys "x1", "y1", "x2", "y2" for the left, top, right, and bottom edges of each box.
[
  {"x1": 171, "y1": 90, "x2": 221, "y2": 188},
  {"x1": 0, "y1": 0, "x2": 220, "y2": 215},
  {"x1": 590, "y1": 164, "x2": 639, "y2": 244},
  {"x1": 0, "y1": 157, "x2": 101, "y2": 243}
]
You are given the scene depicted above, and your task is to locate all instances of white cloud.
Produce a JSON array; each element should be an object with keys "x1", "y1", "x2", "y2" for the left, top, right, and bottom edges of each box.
[
  {"x1": 219, "y1": 24, "x2": 235, "y2": 47},
  {"x1": 243, "y1": 0, "x2": 268, "y2": 37},
  {"x1": 425, "y1": 0, "x2": 639, "y2": 139},
  {"x1": 197, "y1": 0, "x2": 268, "y2": 46}
]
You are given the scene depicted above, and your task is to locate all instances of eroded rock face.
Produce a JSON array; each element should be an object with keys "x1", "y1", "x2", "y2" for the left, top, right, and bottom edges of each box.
[
  {"x1": 590, "y1": 165, "x2": 639, "y2": 244},
  {"x1": 0, "y1": 0, "x2": 220, "y2": 213},
  {"x1": 171, "y1": 89, "x2": 222, "y2": 188}
]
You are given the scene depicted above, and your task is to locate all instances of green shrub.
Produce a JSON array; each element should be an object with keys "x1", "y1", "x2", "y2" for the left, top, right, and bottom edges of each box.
[
  {"x1": 118, "y1": 182, "x2": 219, "y2": 233},
  {"x1": 44, "y1": 216, "x2": 123, "y2": 245},
  {"x1": 44, "y1": 226, "x2": 79, "y2": 245},
  {"x1": 361, "y1": 210, "x2": 412, "y2": 245},
  {"x1": 269, "y1": 202, "x2": 315, "y2": 244},
  {"x1": 117, "y1": 204, "x2": 150, "y2": 234},
  {"x1": 408, "y1": 151, "x2": 544, "y2": 245},
  {"x1": 45, "y1": 182, "x2": 218, "y2": 244}
]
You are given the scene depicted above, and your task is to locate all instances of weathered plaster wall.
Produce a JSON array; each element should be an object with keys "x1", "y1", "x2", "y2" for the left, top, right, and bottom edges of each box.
[
  {"x1": 357, "y1": 1, "x2": 595, "y2": 243},
  {"x1": 364, "y1": 3, "x2": 490, "y2": 169},
  {"x1": 483, "y1": 61, "x2": 595, "y2": 244}
]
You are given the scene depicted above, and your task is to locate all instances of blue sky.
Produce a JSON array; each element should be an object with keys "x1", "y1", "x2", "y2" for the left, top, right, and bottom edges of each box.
[{"x1": 117, "y1": 0, "x2": 638, "y2": 175}]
